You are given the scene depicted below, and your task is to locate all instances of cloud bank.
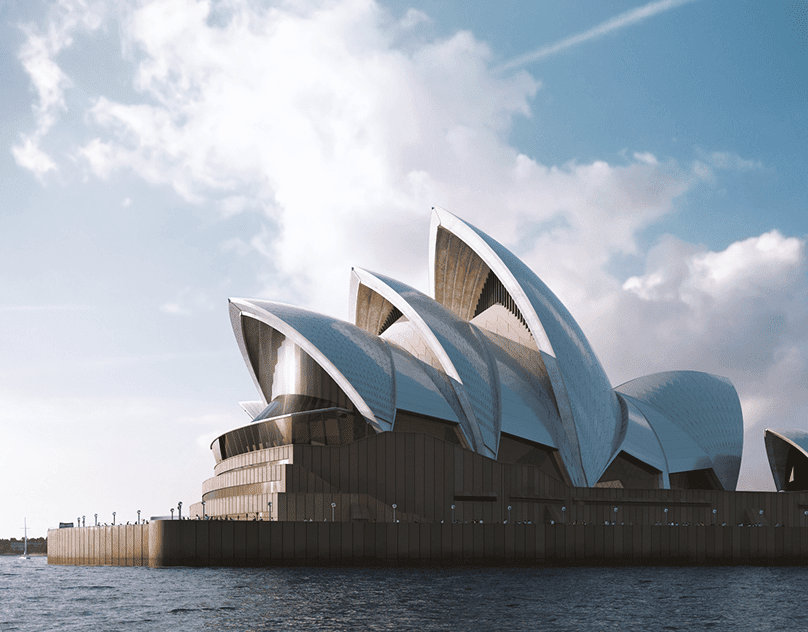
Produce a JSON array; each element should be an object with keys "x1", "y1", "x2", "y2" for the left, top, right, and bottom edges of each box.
[{"x1": 13, "y1": 0, "x2": 807, "y2": 490}]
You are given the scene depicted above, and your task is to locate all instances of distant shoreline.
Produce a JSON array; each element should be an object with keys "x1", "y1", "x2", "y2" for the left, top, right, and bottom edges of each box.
[{"x1": 0, "y1": 538, "x2": 47, "y2": 555}]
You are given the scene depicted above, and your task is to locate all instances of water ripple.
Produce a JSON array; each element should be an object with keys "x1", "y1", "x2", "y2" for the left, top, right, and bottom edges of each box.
[{"x1": 2, "y1": 556, "x2": 808, "y2": 631}]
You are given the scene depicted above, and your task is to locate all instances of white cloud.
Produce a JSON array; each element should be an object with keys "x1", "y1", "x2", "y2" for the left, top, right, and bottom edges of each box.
[
  {"x1": 28, "y1": 0, "x2": 693, "y2": 319},
  {"x1": 691, "y1": 159, "x2": 715, "y2": 184},
  {"x1": 12, "y1": 0, "x2": 106, "y2": 177},
  {"x1": 689, "y1": 230, "x2": 801, "y2": 289},
  {"x1": 633, "y1": 151, "x2": 658, "y2": 165},
  {"x1": 400, "y1": 8, "x2": 430, "y2": 29},
  {"x1": 690, "y1": 150, "x2": 766, "y2": 186},
  {"x1": 623, "y1": 230, "x2": 803, "y2": 305},
  {"x1": 705, "y1": 151, "x2": 764, "y2": 171},
  {"x1": 11, "y1": 134, "x2": 58, "y2": 176}
]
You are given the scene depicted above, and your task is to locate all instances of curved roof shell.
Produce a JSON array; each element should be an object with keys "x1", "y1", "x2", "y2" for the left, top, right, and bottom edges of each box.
[
  {"x1": 429, "y1": 207, "x2": 621, "y2": 486},
  {"x1": 615, "y1": 371, "x2": 743, "y2": 490},
  {"x1": 385, "y1": 344, "x2": 463, "y2": 427},
  {"x1": 229, "y1": 298, "x2": 396, "y2": 432},
  {"x1": 611, "y1": 394, "x2": 670, "y2": 487},
  {"x1": 350, "y1": 267, "x2": 500, "y2": 456},
  {"x1": 764, "y1": 428, "x2": 808, "y2": 491}
]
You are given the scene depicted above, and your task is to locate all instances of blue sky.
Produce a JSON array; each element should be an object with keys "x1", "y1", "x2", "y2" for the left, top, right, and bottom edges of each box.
[{"x1": 1, "y1": 0, "x2": 806, "y2": 537}]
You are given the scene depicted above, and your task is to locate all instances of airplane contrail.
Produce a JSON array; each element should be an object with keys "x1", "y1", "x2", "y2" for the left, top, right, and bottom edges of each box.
[{"x1": 495, "y1": 0, "x2": 701, "y2": 72}]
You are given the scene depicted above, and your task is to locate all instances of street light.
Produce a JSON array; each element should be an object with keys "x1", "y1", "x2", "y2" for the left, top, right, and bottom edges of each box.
[
  {"x1": 267, "y1": 501, "x2": 271, "y2": 521},
  {"x1": 112, "y1": 512, "x2": 116, "y2": 525},
  {"x1": 613, "y1": 507, "x2": 618, "y2": 525},
  {"x1": 451, "y1": 504, "x2": 456, "y2": 523},
  {"x1": 804, "y1": 510, "x2": 808, "y2": 527},
  {"x1": 331, "y1": 502, "x2": 337, "y2": 522},
  {"x1": 759, "y1": 509, "x2": 764, "y2": 526},
  {"x1": 94, "y1": 513, "x2": 98, "y2": 526},
  {"x1": 507, "y1": 505, "x2": 512, "y2": 524},
  {"x1": 170, "y1": 508, "x2": 174, "y2": 520},
  {"x1": 392, "y1": 504, "x2": 397, "y2": 522},
  {"x1": 178, "y1": 501, "x2": 183, "y2": 520},
  {"x1": 664, "y1": 508, "x2": 668, "y2": 525},
  {"x1": 712, "y1": 509, "x2": 717, "y2": 526},
  {"x1": 561, "y1": 506, "x2": 566, "y2": 525}
]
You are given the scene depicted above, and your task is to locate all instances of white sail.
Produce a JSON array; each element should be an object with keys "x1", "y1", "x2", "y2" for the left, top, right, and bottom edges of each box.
[{"x1": 20, "y1": 518, "x2": 30, "y2": 560}]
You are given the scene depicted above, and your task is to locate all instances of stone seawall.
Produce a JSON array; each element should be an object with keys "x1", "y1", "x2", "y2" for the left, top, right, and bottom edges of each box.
[
  {"x1": 49, "y1": 521, "x2": 808, "y2": 567},
  {"x1": 47, "y1": 524, "x2": 150, "y2": 566}
]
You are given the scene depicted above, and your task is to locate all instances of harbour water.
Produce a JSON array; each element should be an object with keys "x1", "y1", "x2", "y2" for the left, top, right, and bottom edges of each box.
[{"x1": 2, "y1": 555, "x2": 806, "y2": 631}]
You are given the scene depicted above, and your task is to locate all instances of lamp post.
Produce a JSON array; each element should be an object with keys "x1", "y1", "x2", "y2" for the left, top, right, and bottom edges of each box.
[
  {"x1": 112, "y1": 512, "x2": 116, "y2": 525},
  {"x1": 664, "y1": 508, "x2": 668, "y2": 525},
  {"x1": 759, "y1": 509, "x2": 764, "y2": 526},
  {"x1": 267, "y1": 501, "x2": 271, "y2": 521},
  {"x1": 331, "y1": 502, "x2": 337, "y2": 522},
  {"x1": 712, "y1": 509, "x2": 717, "y2": 526},
  {"x1": 83, "y1": 516, "x2": 86, "y2": 527},
  {"x1": 507, "y1": 505, "x2": 512, "y2": 524},
  {"x1": 94, "y1": 513, "x2": 98, "y2": 526},
  {"x1": 201, "y1": 501, "x2": 205, "y2": 520},
  {"x1": 178, "y1": 502, "x2": 182, "y2": 520},
  {"x1": 392, "y1": 504, "x2": 397, "y2": 523},
  {"x1": 613, "y1": 507, "x2": 618, "y2": 524},
  {"x1": 804, "y1": 510, "x2": 807, "y2": 527},
  {"x1": 451, "y1": 504, "x2": 455, "y2": 523},
  {"x1": 561, "y1": 506, "x2": 566, "y2": 525},
  {"x1": 170, "y1": 508, "x2": 174, "y2": 520},
  {"x1": 78, "y1": 517, "x2": 80, "y2": 528}
]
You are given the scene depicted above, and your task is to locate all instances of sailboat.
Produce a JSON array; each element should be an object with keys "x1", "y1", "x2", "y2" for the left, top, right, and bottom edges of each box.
[{"x1": 20, "y1": 518, "x2": 30, "y2": 559}]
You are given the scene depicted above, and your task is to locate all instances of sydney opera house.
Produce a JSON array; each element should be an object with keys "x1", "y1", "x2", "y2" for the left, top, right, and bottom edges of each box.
[{"x1": 189, "y1": 208, "x2": 744, "y2": 525}]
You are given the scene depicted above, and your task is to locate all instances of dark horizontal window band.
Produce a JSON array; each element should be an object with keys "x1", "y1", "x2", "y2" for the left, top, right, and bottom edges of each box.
[{"x1": 215, "y1": 410, "x2": 375, "y2": 463}]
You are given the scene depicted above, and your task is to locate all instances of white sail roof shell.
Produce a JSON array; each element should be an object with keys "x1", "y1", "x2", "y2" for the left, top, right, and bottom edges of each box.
[
  {"x1": 611, "y1": 395, "x2": 670, "y2": 487},
  {"x1": 229, "y1": 298, "x2": 396, "y2": 432},
  {"x1": 764, "y1": 428, "x2": 808, "y2": 491},
  {"x1": 615, "y1": 371, "x2": 743, "y2": 490},
  {"x1": 350, "y1": 267, "x2": 500, "y2": 457},
  {"x1": 429, "y1": 207, "x2": 621, "y2": 486}
]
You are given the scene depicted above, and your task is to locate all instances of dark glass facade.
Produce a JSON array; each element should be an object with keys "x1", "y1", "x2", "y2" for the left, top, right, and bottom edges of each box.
[
  {"x1": 782, "y1": 446, "x2": 808, "y2": 491},
  {"x1": 214, "y1": 408, "x2": 375, "y2": 463},
  {"x1": 496, "y1": 432, "x2": 570, "y2": 484},
  {"x1": 595, "y1": 451, "x2": 661, "y2": 490},
  {"x1": 392, "y1": 409, "x2": 465, "y2": 446},
  {"x1": 669, "y1": 468, "x2": 723, "y2": 491}
]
